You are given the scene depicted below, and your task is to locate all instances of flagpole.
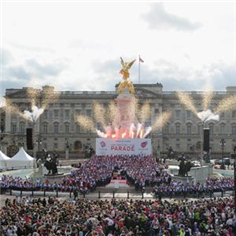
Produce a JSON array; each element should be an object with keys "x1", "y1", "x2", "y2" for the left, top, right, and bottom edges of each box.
[{"x1": 138, "y1": 55, "x2": 140, "y2": 84}]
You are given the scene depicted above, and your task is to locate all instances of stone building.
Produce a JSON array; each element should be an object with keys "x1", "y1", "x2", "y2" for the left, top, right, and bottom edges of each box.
[
  {"x1": 2, "y1": 84, "x2": 236, "y2": 158},
  {"x1": 0, "y1": 107, "x2": 7, "y2": 151}
]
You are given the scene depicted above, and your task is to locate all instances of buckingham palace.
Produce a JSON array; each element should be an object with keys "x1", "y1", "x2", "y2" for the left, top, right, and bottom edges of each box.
[{"x1": 1, "y1": 84, "x2": 236, "y2": 158}]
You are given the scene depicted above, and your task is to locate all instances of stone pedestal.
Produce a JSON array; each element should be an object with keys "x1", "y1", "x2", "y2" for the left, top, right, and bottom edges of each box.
[
  {"x1": 169, "y1": 162, "x2": 214, "y2": 184},
  {"x1": 65, "y1": 149, "x2": 69, "y2": 159},
  {"x1": 38, "y1": 164, "x2": 48, "y2": 176},
  {"x1": 113, "y1": 88, "x2": 138, "y2": 139},
  {"x1": 173, "y1": 175, "x2": 194, "y2": 184},
  {"x1": 115, "y1": 90, "x2": 136, "y2": 126}
]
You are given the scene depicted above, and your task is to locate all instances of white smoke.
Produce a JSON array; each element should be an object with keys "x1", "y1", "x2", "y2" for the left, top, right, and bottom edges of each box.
[
  {"x1": 197, "y1": 109, "x2": 219, "y2": 122},
  {"x1": 96, "y1": 129, "x2": 107, "y2": 138},
  {"x1": 136, "y1": 123, "x2": 142, "y2": 138},
  {"x1": 143, "y1": 126, "x2": 152, "y2": 138},
  {"x1": 24, "y1": 106, "x2": 44, "y2": 122}
]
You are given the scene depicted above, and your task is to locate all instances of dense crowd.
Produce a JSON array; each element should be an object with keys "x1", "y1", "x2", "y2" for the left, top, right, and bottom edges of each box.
[
  {"x1": 154, "y1": 178, "x2": 234, "y2": 199},
  {"x1": 0, "y1": 155, "x2": 169, "y2": 193},
  {"x1": 0, "y1": 155, "x2": 235, "y2": 197},
  {"x1": 1, "y1": 197, "x2": 236, "y2": 235}
]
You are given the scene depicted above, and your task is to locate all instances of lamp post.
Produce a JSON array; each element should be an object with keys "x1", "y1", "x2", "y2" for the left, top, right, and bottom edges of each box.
[
  {"x1": 157, "y1": 144, "x2": 160, "y2": 162},
  {"x1": 234, "y1": 146, "x2": 236, "y2": 209},
  {"x1": 19, "y1": 142, "x2": 24, "y2": 148},
  {"x1": 157, "y1": 139, "x2": 160, "y2": 157},
  {"x1": 0, "y1": 129, "x2": 3, "y2": 151},
  {"x1": 35, "y1": 139, "x2": 42, "y2": 159},
  {"x1": 220, "y1": 139, "x2": 226, "y2": 169},
  {"x1": 65, "y1": 138, "x2": 70, "y2": 159}
]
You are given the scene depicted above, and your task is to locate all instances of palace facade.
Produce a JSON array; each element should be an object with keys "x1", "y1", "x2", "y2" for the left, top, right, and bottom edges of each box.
[{"x1": 1, "y1": 84, "x2": 236, "y2": 158}]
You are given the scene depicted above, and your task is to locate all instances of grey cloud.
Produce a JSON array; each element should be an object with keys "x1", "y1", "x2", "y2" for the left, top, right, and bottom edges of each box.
[
  {"x1": 93, "y1": 59, "x2": 120, "y2": 74},
  {"x1": 2, "y1": 59, "x2": 66, "y2": 83},
  {"x1": 142, "y1": 3, "x2": 202, "y2": 32},
  {"x1": 1, "y1": 54, "x2": 68, "y2": 99},
  {"x1": 139, "y1": 62, "x2": 235, "y2": 91},
  {"x1": 0, "y1": 79, "x2": 28, "y2": 101},
  {"x1": 93, "y1": 58, "x2": 235, "y2": 92},
  {"x1": 1, "y1": 48, "x2": 14, "y2": 65},
  {"x1": 10, "y1": 42, "x2": 55, "y2": 53},
  {"x1": 3, "y1": 65, "x2": 31, "y2": 81},
  {"x1": 26, "y1": 59, "x2": 66, "y2": 77},
  {"x1": 1, "y1": 80, "x2": 26, "y2": 92},
  {"x1": 209, "y1": 64, "x2": 236, "y2": 90},
  {"x1": 92, "y1": 58, "x2": 138, "y2": 90}
]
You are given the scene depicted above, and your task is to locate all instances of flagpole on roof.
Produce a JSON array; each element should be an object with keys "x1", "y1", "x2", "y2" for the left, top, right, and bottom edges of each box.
[
  {"x1": 138, "y1": 55, "x2": 144, "y2": 84},
  {"x1": 138, "y1": 55, "x2": 140, "y2": 84}
]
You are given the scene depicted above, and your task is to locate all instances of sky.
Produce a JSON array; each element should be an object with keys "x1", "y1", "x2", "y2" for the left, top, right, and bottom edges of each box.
[{"x1": 1, "y1": 1, "x2": 236, "y2": 105}]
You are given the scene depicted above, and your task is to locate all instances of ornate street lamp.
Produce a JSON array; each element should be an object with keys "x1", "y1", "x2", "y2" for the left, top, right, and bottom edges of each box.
[
  {"x1": 35, "y1": 139, "x2": 42, "y2": 159},
  {"x1": 65, "y1": 138, "x2": 70, "y2": 159},
  {"x1": 220, "y1": 139, "x2": 226, "y2": 169},
  {"x1": 234, "y1": 146, "x2": 236, "y2": 209}
]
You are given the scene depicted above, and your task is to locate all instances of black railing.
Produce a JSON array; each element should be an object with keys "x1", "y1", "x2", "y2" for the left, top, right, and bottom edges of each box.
[{"x1": 1, "y1": 187, "x2": 234, "y2": 200}]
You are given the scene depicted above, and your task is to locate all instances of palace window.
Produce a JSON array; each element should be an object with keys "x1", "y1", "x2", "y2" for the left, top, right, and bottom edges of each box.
[
  {"x1": 44, "y1": 110, "x2": 48, "y2": 119},
  {"x1": 164, "y1": 123, "x2": 169, "y2": 134},
  {"x1": 54, "y1": 110, "x2": 59, "y2": 118},
  {"x1": 11, "y1": 124, "x2": 16, "y2": 133},
  {"x1": 232, "y1": 124, "x2": 236, "y2": 135},
  {"x1": 76, "y1": 124, "x2": 80, "y2": 133},
  {"x1": 175, "y1": 110, "x2": 180, "y2": 119},
  {"x1": 220, "y1": 112, "x2": 225, "y2": 119},
  {"x1": 19, "y1": 122, "x2": 25, "y2": 133},
  {"x1": 186, "y1": 111, "x2": 191, "y2": 118},
  {"x1": 43, "y1": 123, "x2": 48, "y2": 134},
  {"x1": 198, "y1": 124, "x2": 202, "y2": 135},
  {"x1": 86, "y1": 110, "x2": 92, "y2": 117},
  {"x1": 65, "y1": 110, "x2": 70, "y2": 119},
  {"x1": 75, "y1": 110, "x2": 81, "y2": 116},
  {"x1": 220, "y1": 123, "x2": 226, "y2": 134},
  {"x1": 232, "y1": 110, "x2": 236, "y2": 118},
  {"x1": 54, "y1": 123, "x2": 59, "y2": 134},
  {"x1": 187, "y1": 123, "x2": 192, "y2": 135},
  {"x1": 65, "y1": 123, "x2": 70, "y2": 134},
  {"x1": 176, "y1": 123, "x2": 181, "y2": 134},
  {"x1": 209, "y1": 123, "x2": 214, "y2": 135}
]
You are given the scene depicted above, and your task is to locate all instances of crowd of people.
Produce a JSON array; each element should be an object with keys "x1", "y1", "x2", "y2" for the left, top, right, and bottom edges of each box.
[
  {"x1": 0, "y1": 155, "x2": 235, "y2": 197},
  {"x1": 1, "y1": 154, "x2": 236, "y2": 235},
  {"x1": 154, "y1": 178, "x2": 234, "y2": 199},
  {"x1": 1, "y1": 197, "x2": 236, "y2": 235},
  {"x1": 0, "y1": 155, "x2": 169, "y2": 194}
]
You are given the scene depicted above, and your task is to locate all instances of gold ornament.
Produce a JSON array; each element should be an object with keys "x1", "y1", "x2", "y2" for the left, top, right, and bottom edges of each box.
[{"x1": 118, "y1": 57, "x2": 136, "y2": 94}]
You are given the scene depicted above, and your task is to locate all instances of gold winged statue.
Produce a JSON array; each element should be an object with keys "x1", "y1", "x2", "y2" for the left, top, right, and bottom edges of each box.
[{"x1": 117, "y1": 57, "x2": 136, "y2": 94}]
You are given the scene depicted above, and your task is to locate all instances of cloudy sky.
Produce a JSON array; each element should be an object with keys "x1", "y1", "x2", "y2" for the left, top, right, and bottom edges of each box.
[{"x1": 1, "y1": 1, "x2": 235, "y2": 104}]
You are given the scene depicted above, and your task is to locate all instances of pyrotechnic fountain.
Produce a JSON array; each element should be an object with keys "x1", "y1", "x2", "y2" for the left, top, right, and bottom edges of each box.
[
  {"x1": 77, "y1": 58, "x2": 171, "y2": 139},
  {"x1": 176, "y1": 87, "x2": 236, "y2": 124},
  {"x1": 176, "y1": 86, "x2": 236, "y2": 164},
  {"x1": 4, "y1": 87, "x2": 59, "y2": 157},
  {"x1": 77, "y1": 58, "x2": 171, "y2": 156}
]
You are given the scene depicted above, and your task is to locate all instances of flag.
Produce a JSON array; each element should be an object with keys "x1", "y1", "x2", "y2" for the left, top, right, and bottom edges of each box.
[{"x1": 139, "y1": 56, "x2": 144, "y2": 63}]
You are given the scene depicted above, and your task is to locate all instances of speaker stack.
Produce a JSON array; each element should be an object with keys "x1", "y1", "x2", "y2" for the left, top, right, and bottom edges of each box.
[
  {"x1": 26, "y1": 128, "x2": 34, "y2": 150},
  {"x1": 203, "y1": 128, "x2": 210, "y2": 153}
]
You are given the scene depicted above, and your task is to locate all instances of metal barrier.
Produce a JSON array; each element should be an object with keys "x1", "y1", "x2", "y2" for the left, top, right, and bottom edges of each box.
[{"x1": 2, "y1": 188, "x2": 234, "y2": 200}]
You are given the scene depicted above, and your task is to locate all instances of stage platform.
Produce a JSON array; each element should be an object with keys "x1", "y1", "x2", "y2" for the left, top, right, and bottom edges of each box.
[{"x1": 106, "y1": 179, "x2": 130, "y2": 189}]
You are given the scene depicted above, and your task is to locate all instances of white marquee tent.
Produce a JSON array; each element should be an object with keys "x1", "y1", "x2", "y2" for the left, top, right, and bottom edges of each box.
[
  {"x1": 8, "y1": 147, "x2": 35, "y2": 169},
  {"x1": 0, "y1": 150, "x2": 10, "y2": 170}
]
